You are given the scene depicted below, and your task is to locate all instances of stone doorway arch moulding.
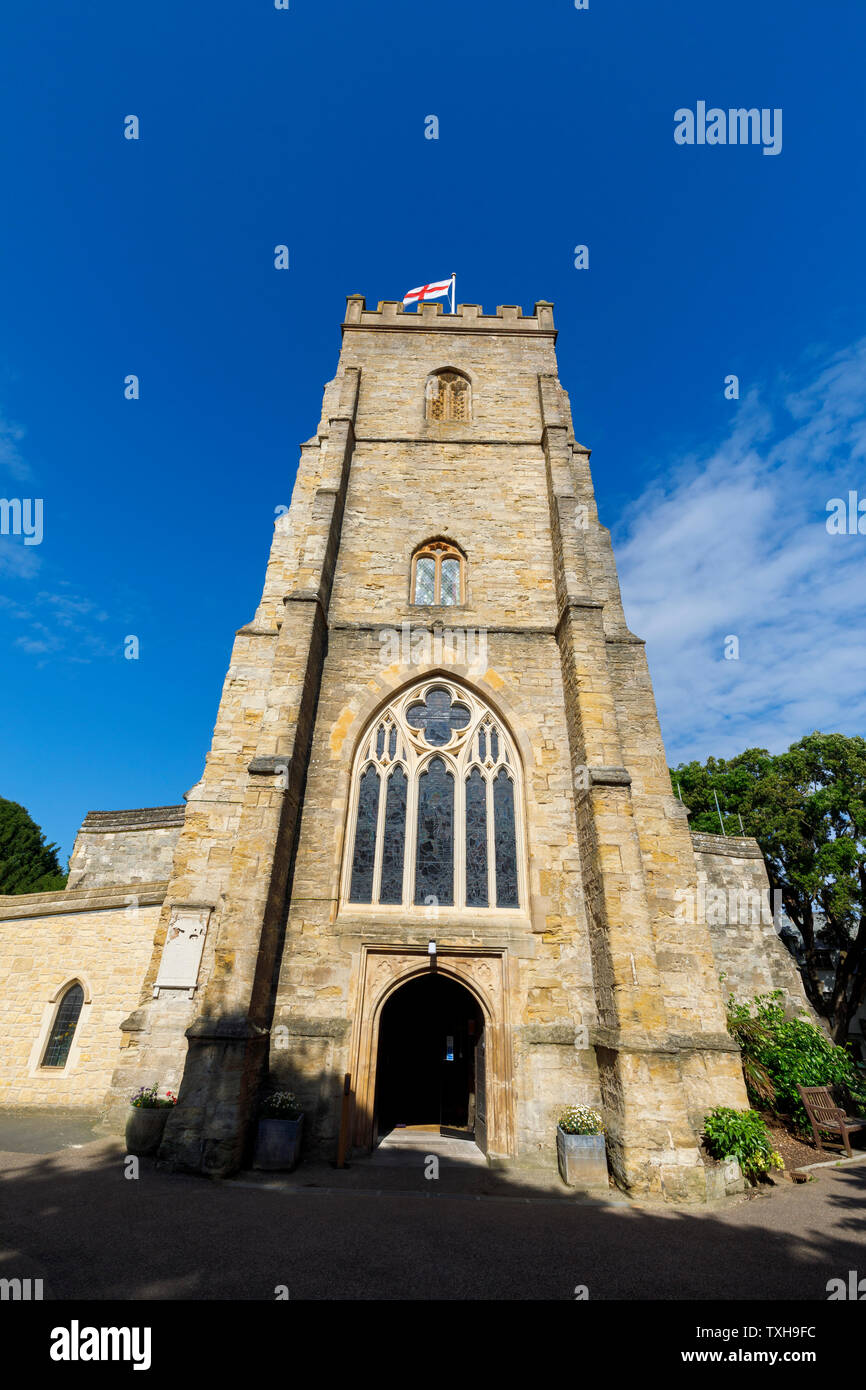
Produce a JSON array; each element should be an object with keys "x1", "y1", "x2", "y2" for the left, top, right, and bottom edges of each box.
[{"x1": 350, "y1": 944, "x2": 515, "y2": 1158}]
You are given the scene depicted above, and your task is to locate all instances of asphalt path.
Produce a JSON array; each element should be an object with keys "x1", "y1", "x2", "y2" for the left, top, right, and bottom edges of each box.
[{"x1": 1, "y1": 1136, "x2": 865, "y2": 1301}]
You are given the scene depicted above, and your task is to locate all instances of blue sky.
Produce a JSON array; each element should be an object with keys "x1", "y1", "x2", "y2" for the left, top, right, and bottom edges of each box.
[{"x1": 0, "y1": 1, "x2": 864, "y2": 863}]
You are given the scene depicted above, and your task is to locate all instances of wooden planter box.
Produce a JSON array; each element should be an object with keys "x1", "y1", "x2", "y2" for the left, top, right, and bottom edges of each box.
[
  {"x1": 556, "y1": 1125, "x2": 608, "y2": 1189},
  {"x1": 125, "y1": 1105, "x2": 171, "y2": 1157},
  {"x1": 253, "y1": 1114, "x2": 304, "y2": 1171}
]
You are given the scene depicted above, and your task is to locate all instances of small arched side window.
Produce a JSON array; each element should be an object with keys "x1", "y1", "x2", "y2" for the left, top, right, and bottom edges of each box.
[
  {"x1": 41, "y1": 982, "x2": 85, "y2": 1068},
  {"x1": 411, "y1": 541, "x2": 464, "y2": 606},
  {"x1": 426, "y1": 370, "x2": 471, "y2": 422}
]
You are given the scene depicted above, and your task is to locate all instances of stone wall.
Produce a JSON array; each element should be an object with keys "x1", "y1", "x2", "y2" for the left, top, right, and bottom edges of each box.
[
  {"x1": 692, "y1": 831, "x2": 813, "y2": 1015},
  {"x1": 66, "y1": 807, "x2": 185, "y2": 889},
  {"x1": 0, "y1": 883, "x2": 165, "y2": 1107},
  {"x1": 91, "y1": 296, "x2": 754, "y2": 1198}
]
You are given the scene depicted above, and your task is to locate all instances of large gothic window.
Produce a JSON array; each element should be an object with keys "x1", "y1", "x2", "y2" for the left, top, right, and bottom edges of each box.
[
  {"x1": 425, "y1": 370, "x2": 471, "y2": 422},
  {"x1": 344, "y1": 680, "x2": 523, "y2": 911},
  {"x1": 411, "y1": 540, "x2": 464, "y2": 606}
]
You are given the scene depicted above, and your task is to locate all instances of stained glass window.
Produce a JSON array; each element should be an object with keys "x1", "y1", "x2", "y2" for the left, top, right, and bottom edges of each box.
[
  {"x1": 344, "y1": 680, "x2": 522, "y2": 911},
  {"x1": 407, "y1": 687, "x2": 471, "y2": 747},
  {"x1": 349, "y1": 766, "x2": 381, "y2": 902},
  {"x1": 41, "y1": 983, "x2": 84, "y2": 1068},
  {"x1": 379, "y1": 767, "x2": 407, "y2": 904},
  {"x1": 465, "y1": 768, "x2": 488, "y2": 907},
  {"x1": 493, "y1": 770, "x2": 519, "y2": 908},
  {"x1": 440, "y1": 557, "x2": 460, "y2": 605},
  {"x1": 414, "y1": 758, "x2": 454, "y2": 905},
  {"x1": 414, "y1": 556, "x2": 435, "y2": 604}
]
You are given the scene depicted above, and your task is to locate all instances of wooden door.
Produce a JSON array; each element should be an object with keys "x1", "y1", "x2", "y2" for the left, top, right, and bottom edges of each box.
[{"x1": 474, "y1": 1027, "x2": 488, "y2": 1153}]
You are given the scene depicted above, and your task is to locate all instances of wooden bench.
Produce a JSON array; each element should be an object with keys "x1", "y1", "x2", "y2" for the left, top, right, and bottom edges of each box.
[{"x1": 797, "y1": 1084, "x2": 866, "y2": 1158}]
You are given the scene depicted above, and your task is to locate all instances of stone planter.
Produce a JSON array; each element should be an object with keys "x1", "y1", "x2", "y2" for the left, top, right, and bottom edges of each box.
[
  {"x1": 253, "y1": 1114, "x2": 304, "y2": 1171},
  {"x1": 125, "y1": 1105, "x2": 172, "y2": 1157},
  {"x1": 704, "y1": 1156, "x2": 745, "y2": 1200},
  {"x1": 557, "y1": 1125, "x2": 609, "y2": 1189}
]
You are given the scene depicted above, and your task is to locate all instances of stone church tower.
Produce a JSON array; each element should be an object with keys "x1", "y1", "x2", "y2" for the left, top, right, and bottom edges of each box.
[{"x1": 100, "y1": 294, "x2": 752, "y2": 1199}]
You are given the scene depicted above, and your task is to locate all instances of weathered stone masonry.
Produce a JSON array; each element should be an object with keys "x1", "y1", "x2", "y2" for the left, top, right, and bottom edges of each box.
[{"x1": 0, "y1": 297, "x2": 815, "y2": 1199}]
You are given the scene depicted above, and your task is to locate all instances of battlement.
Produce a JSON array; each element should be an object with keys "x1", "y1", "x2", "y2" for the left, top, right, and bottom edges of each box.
[{"x1": 342, "y1": 294, "x2": 556, "y2": 336}]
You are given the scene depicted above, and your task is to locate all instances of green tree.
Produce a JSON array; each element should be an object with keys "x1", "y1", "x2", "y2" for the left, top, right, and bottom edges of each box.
[
  {"x1": 671, "y1": 733, "x2": 866, "y2": 1042},
  {"x1": 0, "y1": 798, "x2": 67, "y2": 894}
]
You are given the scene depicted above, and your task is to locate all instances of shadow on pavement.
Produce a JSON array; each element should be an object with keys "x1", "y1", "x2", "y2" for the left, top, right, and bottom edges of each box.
[{"x1": 1, "y1": 1132, "x2": 866, "y2": 1300}]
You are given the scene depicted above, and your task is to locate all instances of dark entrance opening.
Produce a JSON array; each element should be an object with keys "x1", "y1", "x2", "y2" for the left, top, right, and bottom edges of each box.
[{"x1": 374, "y1": 973, "x2": 486, "y2": 1147}]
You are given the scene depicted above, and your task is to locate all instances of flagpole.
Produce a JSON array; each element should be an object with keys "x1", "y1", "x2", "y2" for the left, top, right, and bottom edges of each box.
[{"x1": 450, "y1": 272, "x2": 456, "y2": 314}]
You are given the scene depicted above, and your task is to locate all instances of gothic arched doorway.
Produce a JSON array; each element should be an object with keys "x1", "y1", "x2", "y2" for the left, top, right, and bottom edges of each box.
[{"x1": 374, "y1": 973, "x2": 487, "y2": 1150}]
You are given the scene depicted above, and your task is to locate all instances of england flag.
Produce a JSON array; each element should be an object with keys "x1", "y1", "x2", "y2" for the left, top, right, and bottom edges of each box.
[{"x1": 402, "y1": 276, "x2": 454, "y2": 308}]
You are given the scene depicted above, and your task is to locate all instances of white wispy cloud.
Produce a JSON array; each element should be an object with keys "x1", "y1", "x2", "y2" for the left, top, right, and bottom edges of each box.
[
  {"x1": 614, "y1": 338, "x2": 866, "y2": 763},
  {"x1": 1, "y1": 586, "x2": 114, "y2": 667}
]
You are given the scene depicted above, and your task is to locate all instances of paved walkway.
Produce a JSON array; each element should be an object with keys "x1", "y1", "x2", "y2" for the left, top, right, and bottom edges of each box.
[
  {"x1": 370, "y1": 1126, "x2": 488, "y2": 1167},
  {"x1": 1, "y1": 1134, "x2": 865, "y2": 1300},
  {"x1": 0, "y1": 1107, "x2": 103, "y2": 1154}
]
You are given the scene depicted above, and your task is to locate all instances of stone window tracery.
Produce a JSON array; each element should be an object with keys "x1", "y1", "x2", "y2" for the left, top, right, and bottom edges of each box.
[
  {"x1": 426, "y1": 370, "x2": 471, "y2": 422},
  {"x1": 344, "y1": 680, "x2": 524, "y2": 911},
  {"x1": 411, "y1": 541, "x2": 465, "y2": 606}
]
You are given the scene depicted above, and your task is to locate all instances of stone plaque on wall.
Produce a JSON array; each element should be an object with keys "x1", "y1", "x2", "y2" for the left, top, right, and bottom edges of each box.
[{"x1": 153, "y1": 907, "x2": 211, "y2": 996}]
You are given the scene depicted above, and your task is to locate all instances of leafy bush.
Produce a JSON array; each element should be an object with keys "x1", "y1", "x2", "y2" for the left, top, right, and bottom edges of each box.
[
  {"x1": 130, "y1": 1084, "x2": 176, "y2": 1109},
  {"x1": 703, "y1": 1107, "x2": 783, "y2": 1181},
  {"x1": 558, "y1": 1105, "x2": 604, "y2": 1135},
  {"x1": 260, "y1": 1091, "x2": 303, "y2": 1120},
  {"x1": 727, "y1": 991, "x2": 866, "y2": 1130}
]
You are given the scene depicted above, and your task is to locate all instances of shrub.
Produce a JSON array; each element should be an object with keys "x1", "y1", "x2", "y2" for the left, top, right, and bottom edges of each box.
[
  {"x1": 727, "y1": 991, "x2": 866, "y2": 1131},
  {"x1": 558, "y1": 1105, "x2": 604, "y2": 1135},
  {"x1": 703, "y1": 1106, "x2": 783, "y2": 1181},
  {"x1": 130, "y1": 1084, "x2": 177, "y2": 1109},
  {"x1": 260, "y1": 1091, "x2": 303, "y2": 1120}
]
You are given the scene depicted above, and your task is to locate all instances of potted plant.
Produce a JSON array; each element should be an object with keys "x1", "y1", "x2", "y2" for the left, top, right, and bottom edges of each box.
[
  {"x1": 126, "y1": 1084, "x2": 177, "y2": 1156},
  {"x1": 253, "y1": 1091, "x2": 305, "y2": 1171},
  {"x1": 556, "y1": 1104, "x2": 608, "y2": 1189}
]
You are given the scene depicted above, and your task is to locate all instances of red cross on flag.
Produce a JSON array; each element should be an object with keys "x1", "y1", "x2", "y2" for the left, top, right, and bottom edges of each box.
[{"x1": 402, "y1": 275, "x2": 455, "y2": 309}]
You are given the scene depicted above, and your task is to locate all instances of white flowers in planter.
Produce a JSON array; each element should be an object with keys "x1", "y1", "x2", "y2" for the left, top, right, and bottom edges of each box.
[
  {"x1": 260, "y1": 1091, "x2": 303, "y2": 1119},
  {"x1": 558, "y1": 1105, "x2": 604, "y2": 1135}
]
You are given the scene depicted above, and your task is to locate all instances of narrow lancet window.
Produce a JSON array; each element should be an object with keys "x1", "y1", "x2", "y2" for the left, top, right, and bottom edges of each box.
[
  {"x1": 414, "y1": 757, "x2": 454, "y2": 905},
  {"x1": 41, "y1": 983, "x2": 85, "y2": 1068},
  {"x1": 493, "y1": 770, "x2": 519, "y2": 908},
  {"x1": 349, "y1": 766, "x2": 381, "y2": 902},
  {"x1": 465, "y1": 767, "x2": 489, "y2": 907},
  {"x1": 379, "y1": 767, "x2": 408, "y2": 904}
]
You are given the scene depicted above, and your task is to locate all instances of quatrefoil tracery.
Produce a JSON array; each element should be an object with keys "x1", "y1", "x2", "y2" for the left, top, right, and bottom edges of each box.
[{"x1": 405, "y1": 686, "x2": 471, "y2": 748}]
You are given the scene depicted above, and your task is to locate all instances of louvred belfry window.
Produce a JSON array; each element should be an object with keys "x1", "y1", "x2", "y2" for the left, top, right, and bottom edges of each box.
[
  {"x1": 411, "y1": 541, "x2": 464, "y2": 606},
  {"x1": 344, "y1": 681, "x2": 524, "y2": 911},
  {"x1": 426, "y1": 370, "x2": 471, "y2": 422}
]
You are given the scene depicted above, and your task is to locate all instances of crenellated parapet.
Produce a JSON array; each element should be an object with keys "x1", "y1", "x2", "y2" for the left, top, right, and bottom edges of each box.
[{"x1": 343, "y1": 294, "x2": 556, "y2": 336}]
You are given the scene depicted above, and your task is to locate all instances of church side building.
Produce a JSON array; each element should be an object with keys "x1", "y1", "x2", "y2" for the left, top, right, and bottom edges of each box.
[{"x1": 0, "y1": 296, "x2": 811, "y2": 1200}]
